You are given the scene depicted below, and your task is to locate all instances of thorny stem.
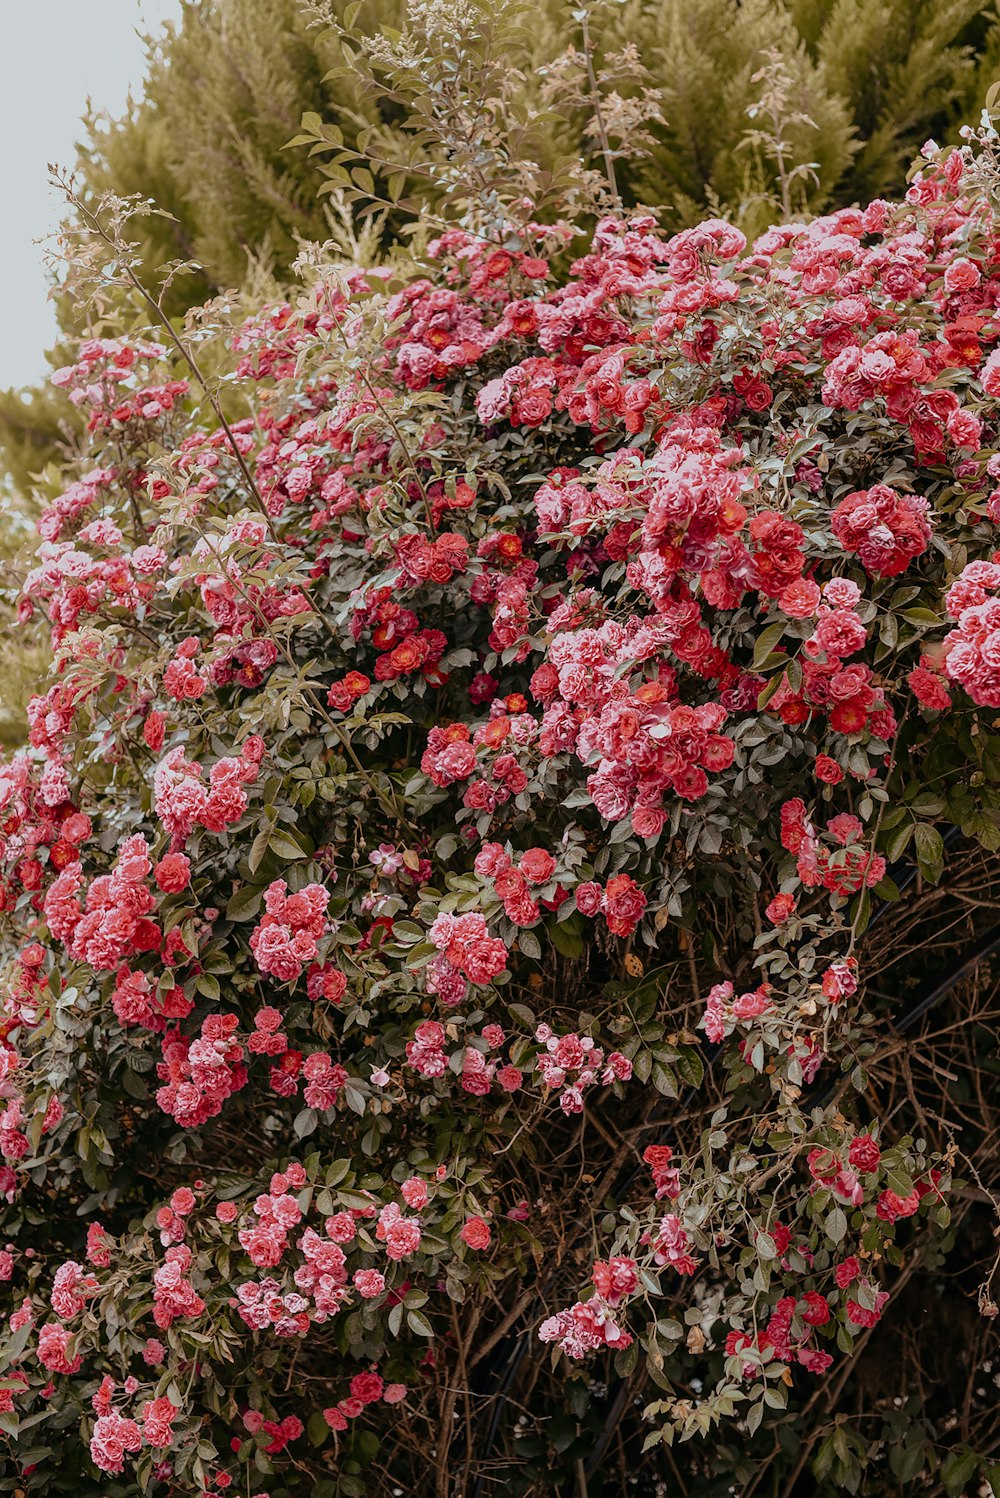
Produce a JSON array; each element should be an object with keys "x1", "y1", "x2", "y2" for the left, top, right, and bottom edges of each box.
[
  {"x1": 846, "y1": 704, "x2": 909, "y2": 960},
  {"x1": 59, "y1": 174, "x2": 416, "y2": 831},
  {"x1": 321, "y1": 285, "x2": 438, "y2": 536},
  {"x1": 183, "y1": 505, "x2": 415, "y2": 832},
  {"x1": 450, "y1": 1299, "x2": 475, "y2": 1496},
  {"x1": 579, "y1": 8, "x2": 621, "y2": 213},
  {"x1": 60, "y1": 176, "x2": 284, "y2": 551}
]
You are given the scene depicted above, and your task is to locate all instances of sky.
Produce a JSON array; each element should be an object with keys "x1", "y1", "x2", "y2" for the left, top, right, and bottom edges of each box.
[{"x1": 0, "y1": 0, "x2": 183, "y2": 391}]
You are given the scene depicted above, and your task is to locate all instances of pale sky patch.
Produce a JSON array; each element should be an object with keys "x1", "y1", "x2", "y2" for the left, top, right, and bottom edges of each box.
[{"x1": 1, "y1": 0, "x2": 182, "y2": 389}]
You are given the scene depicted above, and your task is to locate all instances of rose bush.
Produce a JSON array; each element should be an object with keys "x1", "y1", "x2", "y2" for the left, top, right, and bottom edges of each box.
[{"x1": 1, "y1": 83, "x2": 1000, "y2": 1495}]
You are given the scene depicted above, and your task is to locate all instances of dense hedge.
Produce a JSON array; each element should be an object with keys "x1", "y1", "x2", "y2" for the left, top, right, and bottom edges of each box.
[{"x1": 1, "y1": 7, "x2": 1000, "y2": 1495}]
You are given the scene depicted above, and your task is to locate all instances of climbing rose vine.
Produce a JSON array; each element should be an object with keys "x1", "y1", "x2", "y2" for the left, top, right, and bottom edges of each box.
[{"x1": 1, "y1": 136, "x2": 1000, "y2": 1493}]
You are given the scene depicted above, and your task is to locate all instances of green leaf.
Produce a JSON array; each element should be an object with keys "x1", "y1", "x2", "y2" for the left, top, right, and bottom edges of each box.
[
  {"x1": 826, "y1": 1207, "x2": 847, "y2": 1244},
  {"x1": 548, "y1": 918, "x2": 583, "y2": 959},
  {"x1": 343, "y1": 1084, "x2": 367, "y2": 1116},
  {"x1": 651, "y1": 1063, "x2": 678, "y2": 1097},
  {"x1": 354, "y1": 1428, "x2": 379, "y2": 1467},
  {"x1": 676, "y1": 1047, "x2": 704, "y2": 1088},
  {"x1": 883, "y1": 821, "x2": 913, "y2": 864},
  {"x1": 757, "y1": 672, "x2": 784, "y2": 711},
  {"x1": 969, "y1": 811, "x2": 1000, "y2": 852},
  {"x1": 122, "y1": 1067, "x2": 148, "y2": 1099},
  {"x1": 751, "y1": 621, "x2": 786, "y2": 670},
  {"x1": 901, "y1": 607, "x2": 941, "y2": 627},
  {"x1": 407, "y1": 1309, "x2": 434, "y2": 1337},
  {"x1": 890, "y1": 1439, "x2": 927, "y2": 1484},
  {"x1": 518, "y1": 928, "x2": 541, "y2": 961},
  {"x1": 308, "y1": 1411, "x2": 330, "y2": 1447},
  {"x1": 878, "y1": 611, "x2": 898, "y2": 648},
  {"x1": 269, "y1": 831, "x2": 306, "y2": 862},
  {"x1": 941, "y1": 1449, "x2": 979, "y2": 1497},
  {"x1": 913, "y1": 823, "x2": 945, "y2": 884},
  {"x1": 247, "y1": 829, "x2": 271, "y2": 875}
]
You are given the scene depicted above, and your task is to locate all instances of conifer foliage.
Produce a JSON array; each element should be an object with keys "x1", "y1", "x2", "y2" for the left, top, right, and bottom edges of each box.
[{"x1": 72, "y1": 0, "x2": 1000, "y2": 292}]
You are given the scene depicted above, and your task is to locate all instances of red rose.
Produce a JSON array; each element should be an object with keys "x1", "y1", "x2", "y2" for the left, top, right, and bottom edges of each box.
[
  {"x1": 848, "y1": 1134, "x2": 881, "y2": 1173},
  {"x1": 743, "y1": 380, "x2": 773, "y2": 411},
  {"x1": 602, "y1": 873, "x2": 647, "y2": 937},
  {"x1": 765, "y1": 892, "x2": 797, "y2": 924},
  {"x1": 814, "y1": 753, "x2": 844, "y2": 784},
  {"x1": 801, "y1": 1291, "x2": 831, "y2": 1326},
  {"x1": 518, "y1": 848, "x2": 556, "y2": 885}
]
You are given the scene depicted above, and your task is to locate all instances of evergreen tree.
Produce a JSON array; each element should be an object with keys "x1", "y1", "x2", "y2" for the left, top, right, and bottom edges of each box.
[
  {"x1": 76, "y1": 0, "x2": 406, "y2": 308},
  {"x1": 31, "y1": 0, "x2": 998, "y2": 322},
  {"x1": 69, "y1": 0, "x2": 1000, "y2": 303},
  {"x1": 812, "y1": 0, "x2": 992, "y2": 202}
]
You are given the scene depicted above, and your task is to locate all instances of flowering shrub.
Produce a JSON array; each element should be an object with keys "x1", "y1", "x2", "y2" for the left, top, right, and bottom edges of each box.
[{"x1": 2, "y1": 73, "x2": 1000, "y2": 1494}]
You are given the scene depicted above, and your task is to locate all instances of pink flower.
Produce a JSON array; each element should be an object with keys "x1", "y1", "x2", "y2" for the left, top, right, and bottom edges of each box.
[
  {"x1": 497, "y1": 1064, "x2": 522, "y2": 1092},
  {"x1": 601, "y1": 874, "x2": 646, "y2": 937},
  {"x1": 518, "y1": 848, "x2": 556, "y2": 884},
  {"x1": 574, "y1": 881, "x2": 603, "y2": 917},
  {"x1": 90, "y1": 1411, "x2": 142, "y2": 1473},
  {"x1": 835, "y1": 1256, "x2": 860, "y2": 1288},
  {"x1": 814, "y1": 753, "x2": 843, "y2": 784},
  {"x1": 155, "y1": 854, "x2": 190, "y2": 893},
  {"x1": 376, "y1": 1203, "x2": 422, "y2": 1261},
  {"x1": 591, "y1": 1255, "x2": 638, "y2": 1306},
  {"x1": 250, "y1": 880, "x2": 330, "y2": 984},
  {"x1": 140, "y1": 1395, "x2": 179, "y2": 1447},
  {"x1": 981, "y1": 348, "x2": 1000, "y2": 397},
  {"x1": 353, "y1": 1269, "x2": 386, "y2": 1299},
  {"x1": 539, "y1": 1298, "x2": 632, "y2": 1358},
  {"x1": 350, "y1": 1371, "x2": 384, "y2": 1405},
  {"x1": 170, "y1": 1187, "x2": 196, "y2": 1215},
  {"x1": 908, "y1": 666, "x2": 951, "y2": 710},
  {"x1": 944, "y1": 257, "x2": 980, "y2": 293},
  {"x1": 427, "y1": 911, "x2": 507, "y2": 985},
  {"x1": 813, "y1": 609, "x2": 867, "y2": 659},
  {"x1": 779, "y1": 578, "x2": 821, "y2": 618},
  {"x1": 846, "y1": 1289, "x2": 889, "y2": 1328},
  {"x1": 831, "y1": 485, "x2": 931, "y2": 578},
  {"x1": 460, "y1": 1215, "x2": 492, "y2": 1250},
  {"x1": 37, "y1": 1322, "x2": 82, "y2": 1374},
  {"x1": 400, "y1": 1178, "x2": 428, "y2": 1210}
]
